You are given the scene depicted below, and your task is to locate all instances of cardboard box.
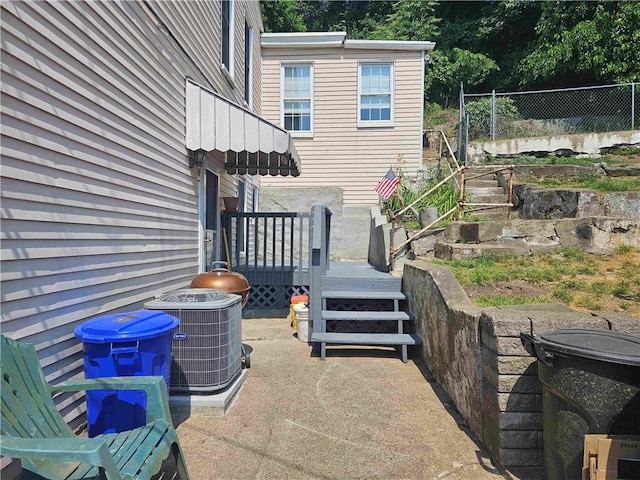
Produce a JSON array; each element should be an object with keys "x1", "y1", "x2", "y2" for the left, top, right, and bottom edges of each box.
[{"x1": 582, "y1": 435, "x2": 640, "y2": 480}]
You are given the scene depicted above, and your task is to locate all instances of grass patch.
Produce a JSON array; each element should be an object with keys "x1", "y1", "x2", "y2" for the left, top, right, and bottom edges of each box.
[
  {"x1": 475, "y1": 295, "x2": 553, "y2": 307},
  {"x1": 485, "y1": 151, "x2": 639, "y2": 168},
  {"x1": 436, "y1": 246, "x2": 640, "y2": 316},
  {"x1": 518, "y1": 173, "x2": 640, "y2": 192}
]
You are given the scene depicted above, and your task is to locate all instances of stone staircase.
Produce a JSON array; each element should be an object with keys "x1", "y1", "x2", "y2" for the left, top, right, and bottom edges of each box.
[
  {"x1": 310, "y1": 262, "x2": 421, "y2": 362},
  {"x1": 464, "y1": 167, "x2": 512, "y2": 221}
]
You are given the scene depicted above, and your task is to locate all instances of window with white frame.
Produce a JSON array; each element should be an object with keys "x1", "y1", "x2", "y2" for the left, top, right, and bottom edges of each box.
[
  {"x1": 222, "y1": 0, "x2": 234, "y2": 77},
  {"x1": 244, "y1": 22, "x2": 253, "y2": 106},
  {"x1": 358, "y1": 62, "x2": 394, "y2": 127},
  {"x1": 281, "y1": 64, "x2": 313, "y2": 135}
]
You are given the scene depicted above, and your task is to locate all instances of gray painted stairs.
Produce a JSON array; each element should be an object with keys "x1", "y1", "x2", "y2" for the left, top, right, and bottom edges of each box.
[{"x1": 310, "y1": 263, "x2": 421, "y2": 362}]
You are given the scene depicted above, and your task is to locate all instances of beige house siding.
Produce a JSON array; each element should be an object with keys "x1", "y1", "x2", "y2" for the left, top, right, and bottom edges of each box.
[
  {"x1": 261, "y1": 48, "x2": 425, "y2": 206},
  {"x1": 0, "y1": 1, "x2": 262, "y2": 461}
]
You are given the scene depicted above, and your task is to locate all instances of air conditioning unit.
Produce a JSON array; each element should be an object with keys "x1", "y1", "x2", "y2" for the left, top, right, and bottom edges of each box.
[{"x1": 145, "y1": 289, "x2": 243, "y2": 393}]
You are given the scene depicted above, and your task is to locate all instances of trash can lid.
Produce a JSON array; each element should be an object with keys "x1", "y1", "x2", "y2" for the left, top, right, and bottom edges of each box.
[
  {"x1": 144, "y1": 288, "x2": 241, "y2": 309},
  {"x1": 536, "y1": 329, "x2": 640, "y2": 366},
  {"x1": 74, "y1": 310, "x2": 179, "y2": 343}
]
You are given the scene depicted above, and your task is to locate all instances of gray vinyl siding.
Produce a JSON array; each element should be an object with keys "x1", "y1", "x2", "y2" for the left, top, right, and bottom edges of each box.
[
  {"x1": 261, "y1": 48, "x2": 425, "y2": 206},
  {"x1": 0, "y1": 0, "x2": 262, "y2": 444},
  {"x1": 149, "y1": 1, "x2": 263, "y2": 204}
]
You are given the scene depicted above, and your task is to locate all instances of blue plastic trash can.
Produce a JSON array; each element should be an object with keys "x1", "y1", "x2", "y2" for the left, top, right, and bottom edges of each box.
[{"x1": 74, "y1": 310, "x2": 179, "y2": 437}]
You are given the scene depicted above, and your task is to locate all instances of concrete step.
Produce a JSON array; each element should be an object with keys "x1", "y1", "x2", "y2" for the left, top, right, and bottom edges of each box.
[
  {"x1": 444, "y1": 219, "x2": 570, "y2": 244},
  {"x1": 467, "y1": 194, "x2": 510, "y2": 204},
  {"x1": 467, "y1": 209, "x2": 512, "y2": 221},
  {"x1": 465, "y1": 168, "x2": 499, "y2": 176},
  {"x1": 465, "y1": 186, "x2": 505, "y2": 195},
  {"x1": 322, "y1": 311, "x2": 412, "y2": 322},
  {"x1": 465, "y1": 179, "x2": 499, "y2": 188},
  {"x1": 434, "y1": 241, "x2": 560, "y2": 261},
  {"x1": 322, "y1": 290, "x2": 406, "y2": 301}
]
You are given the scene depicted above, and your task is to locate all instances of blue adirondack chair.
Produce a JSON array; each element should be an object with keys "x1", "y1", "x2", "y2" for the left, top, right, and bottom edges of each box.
[{"x1": 0, "y1": 334, "x2": 191, "y2": 479}]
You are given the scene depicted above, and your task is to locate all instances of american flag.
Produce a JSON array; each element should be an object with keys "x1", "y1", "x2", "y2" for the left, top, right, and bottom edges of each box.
[{"x1": 374, "y1": 168, "x2": 400, "y2": 199}]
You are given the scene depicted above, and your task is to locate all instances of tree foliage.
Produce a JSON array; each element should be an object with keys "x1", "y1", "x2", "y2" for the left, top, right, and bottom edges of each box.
[
  {"x1": 260, "y1": 0, "x2": 306, "y2": 33},
  {"x1": 261, "y1": 0, "x2": 640, "y2": 107},
  {"x1": 426, "y1": 49, "x2": 498, "y2": 108},
  {"x1": 369, "y1": 1, "x2": 439, "y2": 41},
  {"x1": 518, "y1": 1, "x2": 640, "y2": 87}
]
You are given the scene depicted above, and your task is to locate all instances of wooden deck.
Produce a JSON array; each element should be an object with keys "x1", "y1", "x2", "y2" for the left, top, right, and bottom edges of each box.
[
  {"x1": 325, "y1": 261, "x2": 390, "y2": 278},
  {"x1": 224, "y1": 208, "x2": 421, "y2": 361}
]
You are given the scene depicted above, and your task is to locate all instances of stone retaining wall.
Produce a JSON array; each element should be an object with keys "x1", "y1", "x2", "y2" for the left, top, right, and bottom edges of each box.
[
  {"x1": 403, "y1": 260, "x2": 639, "y2": 476},
  {"x1": 495, "y1": 168, "x2": 640, "y2": 221}
]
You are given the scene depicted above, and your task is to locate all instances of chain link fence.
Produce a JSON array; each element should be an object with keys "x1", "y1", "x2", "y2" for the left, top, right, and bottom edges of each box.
[{"x1": 458, "y1": 82, "x2": 639, "y2": 162}]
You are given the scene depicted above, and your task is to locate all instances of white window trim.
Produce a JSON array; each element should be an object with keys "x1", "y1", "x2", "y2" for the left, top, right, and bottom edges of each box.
[
  {"x1": 357, "y1": 61, "x2": 395, "y2": 128},
  {"x1": 244, "y1": 24, "x2": 254, "y2": 108},
  {"x1": 280, "y1": 63, "x2": 314, "y2": 138},
  {"x1": 222, "y1": 0, "x2": 235, "y2": 79}
]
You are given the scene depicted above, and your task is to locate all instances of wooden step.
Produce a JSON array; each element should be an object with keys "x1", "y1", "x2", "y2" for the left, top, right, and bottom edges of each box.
[
  {"x1": 322, "y1": 311, "x2": 412, "y2": 322},
  {"x1": 321, "y1": 276, "x2": 402, "y2": 292},
  {"x1": 311, "y1": 332, "x2": 422, "y2": 362},
  {"x1": 322, "y1": 290, "x2": 406, "y2": 301},
  {"x1": 311, "y1": 332, "x2": 421, "y2": 345}
]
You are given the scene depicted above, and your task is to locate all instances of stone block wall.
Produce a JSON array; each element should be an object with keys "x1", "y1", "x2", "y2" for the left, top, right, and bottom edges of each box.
[
  {"x1": 495, "y1": 169, "x2": 640, "y2": 221},
  {"x1": 260, "y1": 186, "x2": 371, "y2": 261},
  {"x1": 403, "y1": 260, "x2": 640, "y2": 474}
]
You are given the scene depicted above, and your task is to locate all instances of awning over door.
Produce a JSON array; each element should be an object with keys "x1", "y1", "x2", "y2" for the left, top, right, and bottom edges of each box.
[{"x1": 186, "y1": 81, "x2": 300, "y2": 177}]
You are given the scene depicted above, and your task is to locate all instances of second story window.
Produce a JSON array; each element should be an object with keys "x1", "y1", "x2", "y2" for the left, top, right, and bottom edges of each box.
[
  {"x1": 359, "y1": 63, "x2": 394, "y2": 127},
  {"x1": 282, "y1": 64, "x2": 313, "y2": 135},
  {"x1": 244, "y1": 22, "x2": 253, "y2": 106},
  {"x1": 222, "y1": 0, "x2": 234, "y2": 77}
]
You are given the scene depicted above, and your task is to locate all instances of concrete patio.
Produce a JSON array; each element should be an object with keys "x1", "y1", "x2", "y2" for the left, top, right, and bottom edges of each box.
[{"x1": 167, "y1": 316, "x2": 506, "y2": 480}]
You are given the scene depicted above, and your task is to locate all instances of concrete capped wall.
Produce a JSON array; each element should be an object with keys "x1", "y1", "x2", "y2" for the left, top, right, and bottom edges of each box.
[
  {"x1": 403, "y1": 260, "x2": 640, "y2": 474},
  {"x1": 474, "y1": 130, "x2": 640, "y2": 159},
  {"x1": 259, "y1": 186, "x2": 371, "y2": 261}
]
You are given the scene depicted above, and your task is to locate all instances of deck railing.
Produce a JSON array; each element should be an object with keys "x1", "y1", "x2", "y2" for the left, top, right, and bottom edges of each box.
[
  {"x1": 222, "y1": 211, "x2": 311, "y2": 289},
  {"x1": 308, "y1": 205, "x2": 332, "y2": 328},
  {"x1": 222, "y1": 207, "x2": 331, "y2": 309}
]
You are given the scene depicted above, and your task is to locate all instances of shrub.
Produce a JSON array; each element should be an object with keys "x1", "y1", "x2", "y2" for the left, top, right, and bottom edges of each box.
[{"x1": 465, "y1": 96, "x2": 522, "y2": 141}]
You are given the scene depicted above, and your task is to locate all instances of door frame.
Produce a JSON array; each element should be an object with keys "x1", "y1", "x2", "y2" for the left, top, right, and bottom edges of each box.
[{"x1": 197, "y1": 163, "x2": 221, "y2": 273}]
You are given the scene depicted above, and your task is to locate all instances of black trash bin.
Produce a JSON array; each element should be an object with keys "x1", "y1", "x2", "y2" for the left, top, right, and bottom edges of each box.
[{"x1": 521, "y1": 329, "x2": 640, "y2": 480}]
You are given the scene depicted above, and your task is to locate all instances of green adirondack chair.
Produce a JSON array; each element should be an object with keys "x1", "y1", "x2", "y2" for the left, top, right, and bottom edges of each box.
[{"x1": 0, "y1": 334, "x2": 191, "y2": 480}]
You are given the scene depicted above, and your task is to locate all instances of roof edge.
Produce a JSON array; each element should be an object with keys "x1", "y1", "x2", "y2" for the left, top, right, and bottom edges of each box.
[
  {"x1": 345, "y1": 39, "x2": 435, "y2": 52},
  {"x1": 261, "y1": 32, "x2": 435, "y2": 52},
  {"x1": 261, "y1": 32, "x2": 347, "y2": 48}
]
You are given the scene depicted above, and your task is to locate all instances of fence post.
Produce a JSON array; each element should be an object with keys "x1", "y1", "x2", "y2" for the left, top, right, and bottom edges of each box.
[
  {"x1": 491, "y1": 89, "x2": 496, "y2": 141},
  {"x1": 632, "y1": 82, "x2": 636, "y2": 130},
  {"x1": 458, "y1": 83, "x2": 464, "y2": 161}
]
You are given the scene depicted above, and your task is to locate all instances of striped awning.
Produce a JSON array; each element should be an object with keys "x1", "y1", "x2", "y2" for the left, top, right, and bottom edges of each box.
[{"x1": 186, "y1": 81, "x2": 300, "y2": 177}]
